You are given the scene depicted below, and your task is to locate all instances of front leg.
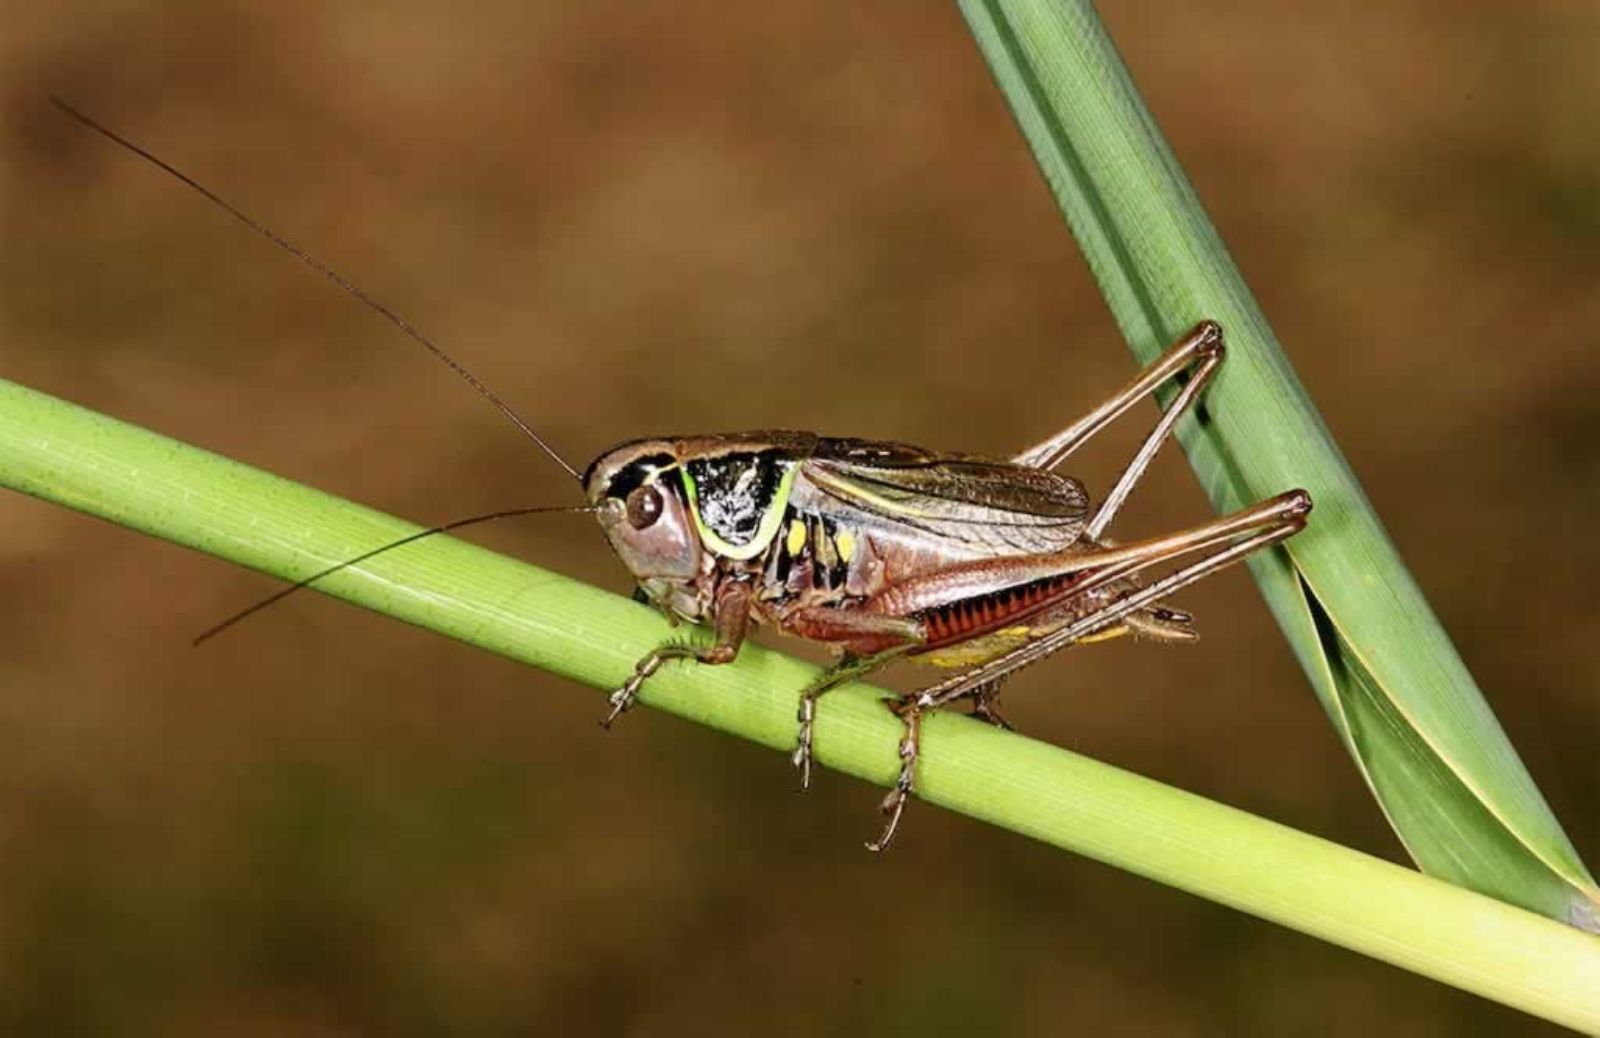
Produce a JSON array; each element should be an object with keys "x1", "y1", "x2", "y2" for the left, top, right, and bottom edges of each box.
[{"x1": 602, "y1": 580, "x2": 753, "y2": 727}]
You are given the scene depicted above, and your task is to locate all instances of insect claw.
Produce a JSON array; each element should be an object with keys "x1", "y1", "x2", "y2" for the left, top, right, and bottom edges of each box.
[
  {"x1": 866, "y1": 789, "x2": 907, "y2": 852},
  {"x1": 600, "y1": 684, "x2": 637, "y2": 729},
  {"x1": 791, "y1": 747, "x2": 812, "y2": 792},
  {"x1": 602, "y1": 646, "x2": 679, "y2": 729},
  {"x1": 790, "y1": 739, "x2": 810, "y2": 787}
]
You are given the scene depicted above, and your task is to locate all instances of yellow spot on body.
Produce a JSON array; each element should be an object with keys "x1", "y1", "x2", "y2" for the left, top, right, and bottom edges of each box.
[
  {"x1": 786, "y1": 518, "x2": 807, "y2": 555},
  {"x1": 835, "y1": 529, "x2": 856, "y2": 562},
  {"x1": 924, "y1": 627, "x2": 1034, "y2": 668},
  {"x1": 922, "y1": 621, "x2": 1130, "y2": 668}
]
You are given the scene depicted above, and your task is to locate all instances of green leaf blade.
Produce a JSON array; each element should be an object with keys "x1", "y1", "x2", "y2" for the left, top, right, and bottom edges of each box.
[{"x1": 958, "y1": 0, "x2": 1597, "y2": 925}]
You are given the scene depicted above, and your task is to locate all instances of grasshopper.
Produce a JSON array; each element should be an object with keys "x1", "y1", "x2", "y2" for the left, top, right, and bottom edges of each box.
[
  {"x1": 586, "y1": 323, "x2": 1310, "y2": 848},
  {"x1": 58, "y1": 101, "x2": 1311, "y2": 850}
]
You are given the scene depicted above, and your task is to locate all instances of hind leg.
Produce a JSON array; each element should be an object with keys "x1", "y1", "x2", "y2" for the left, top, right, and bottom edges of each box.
[
  {"x1": 967, "y1": 680, "x2": 1015, "y2": 731},
  {"x1": 866, "y1": 698, "x2": 923, "y2": 852},
  {"x1": 789, "y1": 647, "x2": 912, "y2": 789}
]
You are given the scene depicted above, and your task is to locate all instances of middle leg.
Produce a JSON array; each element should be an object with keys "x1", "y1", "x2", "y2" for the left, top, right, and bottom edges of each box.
[
  {"x1": 791, "y1": 645, "x2": 913, "y2": 791},
  {"x1": 780, "y1": 607, "x2": 924, "y2": 789}
]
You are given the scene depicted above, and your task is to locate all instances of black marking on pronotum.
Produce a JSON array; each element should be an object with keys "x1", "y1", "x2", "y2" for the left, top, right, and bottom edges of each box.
[
  {"x1": 595, "y1": 453, "x2": 678, "y2": 500},
  {"x1": 685, "y1": 450, "x2": 790, "y2": 549}
]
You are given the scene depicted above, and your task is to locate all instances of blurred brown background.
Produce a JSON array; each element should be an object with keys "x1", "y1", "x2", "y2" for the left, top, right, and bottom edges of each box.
[{"x1": 2, "y1": 2, "x2": 1596, "y2": 1035}]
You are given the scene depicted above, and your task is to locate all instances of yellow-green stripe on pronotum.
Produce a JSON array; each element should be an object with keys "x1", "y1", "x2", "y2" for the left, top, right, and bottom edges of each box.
[{"x1": 680, "y1": 462, "x2": 799, "y2": 561}]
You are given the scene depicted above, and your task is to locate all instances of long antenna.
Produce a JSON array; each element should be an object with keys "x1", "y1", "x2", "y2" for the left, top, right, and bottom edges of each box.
[
  {"x1": 193, "y1": 504, "x2": 595, "y2": 645},
  {"x1": 51, "y1": 96, "x2": 582, "y2": 482}
]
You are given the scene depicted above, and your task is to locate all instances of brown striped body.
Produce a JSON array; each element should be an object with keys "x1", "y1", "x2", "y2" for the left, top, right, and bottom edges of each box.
[{"x1": 912, "y1": 571, "x2": 1089, "y2": 650}]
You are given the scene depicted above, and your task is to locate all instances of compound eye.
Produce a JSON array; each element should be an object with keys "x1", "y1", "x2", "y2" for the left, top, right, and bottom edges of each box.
[{"x1": 625, "y1": 484, "x2": 663, "y2": 530}]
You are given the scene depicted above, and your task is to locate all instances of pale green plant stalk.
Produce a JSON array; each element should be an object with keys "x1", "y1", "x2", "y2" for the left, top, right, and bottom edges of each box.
[
  {"x1": 957, "y1": 0, "x2": 1597, "y2": 930},
  {"x1": 2, "y1": 379, "x2": 1599, "y2": 1029}
]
